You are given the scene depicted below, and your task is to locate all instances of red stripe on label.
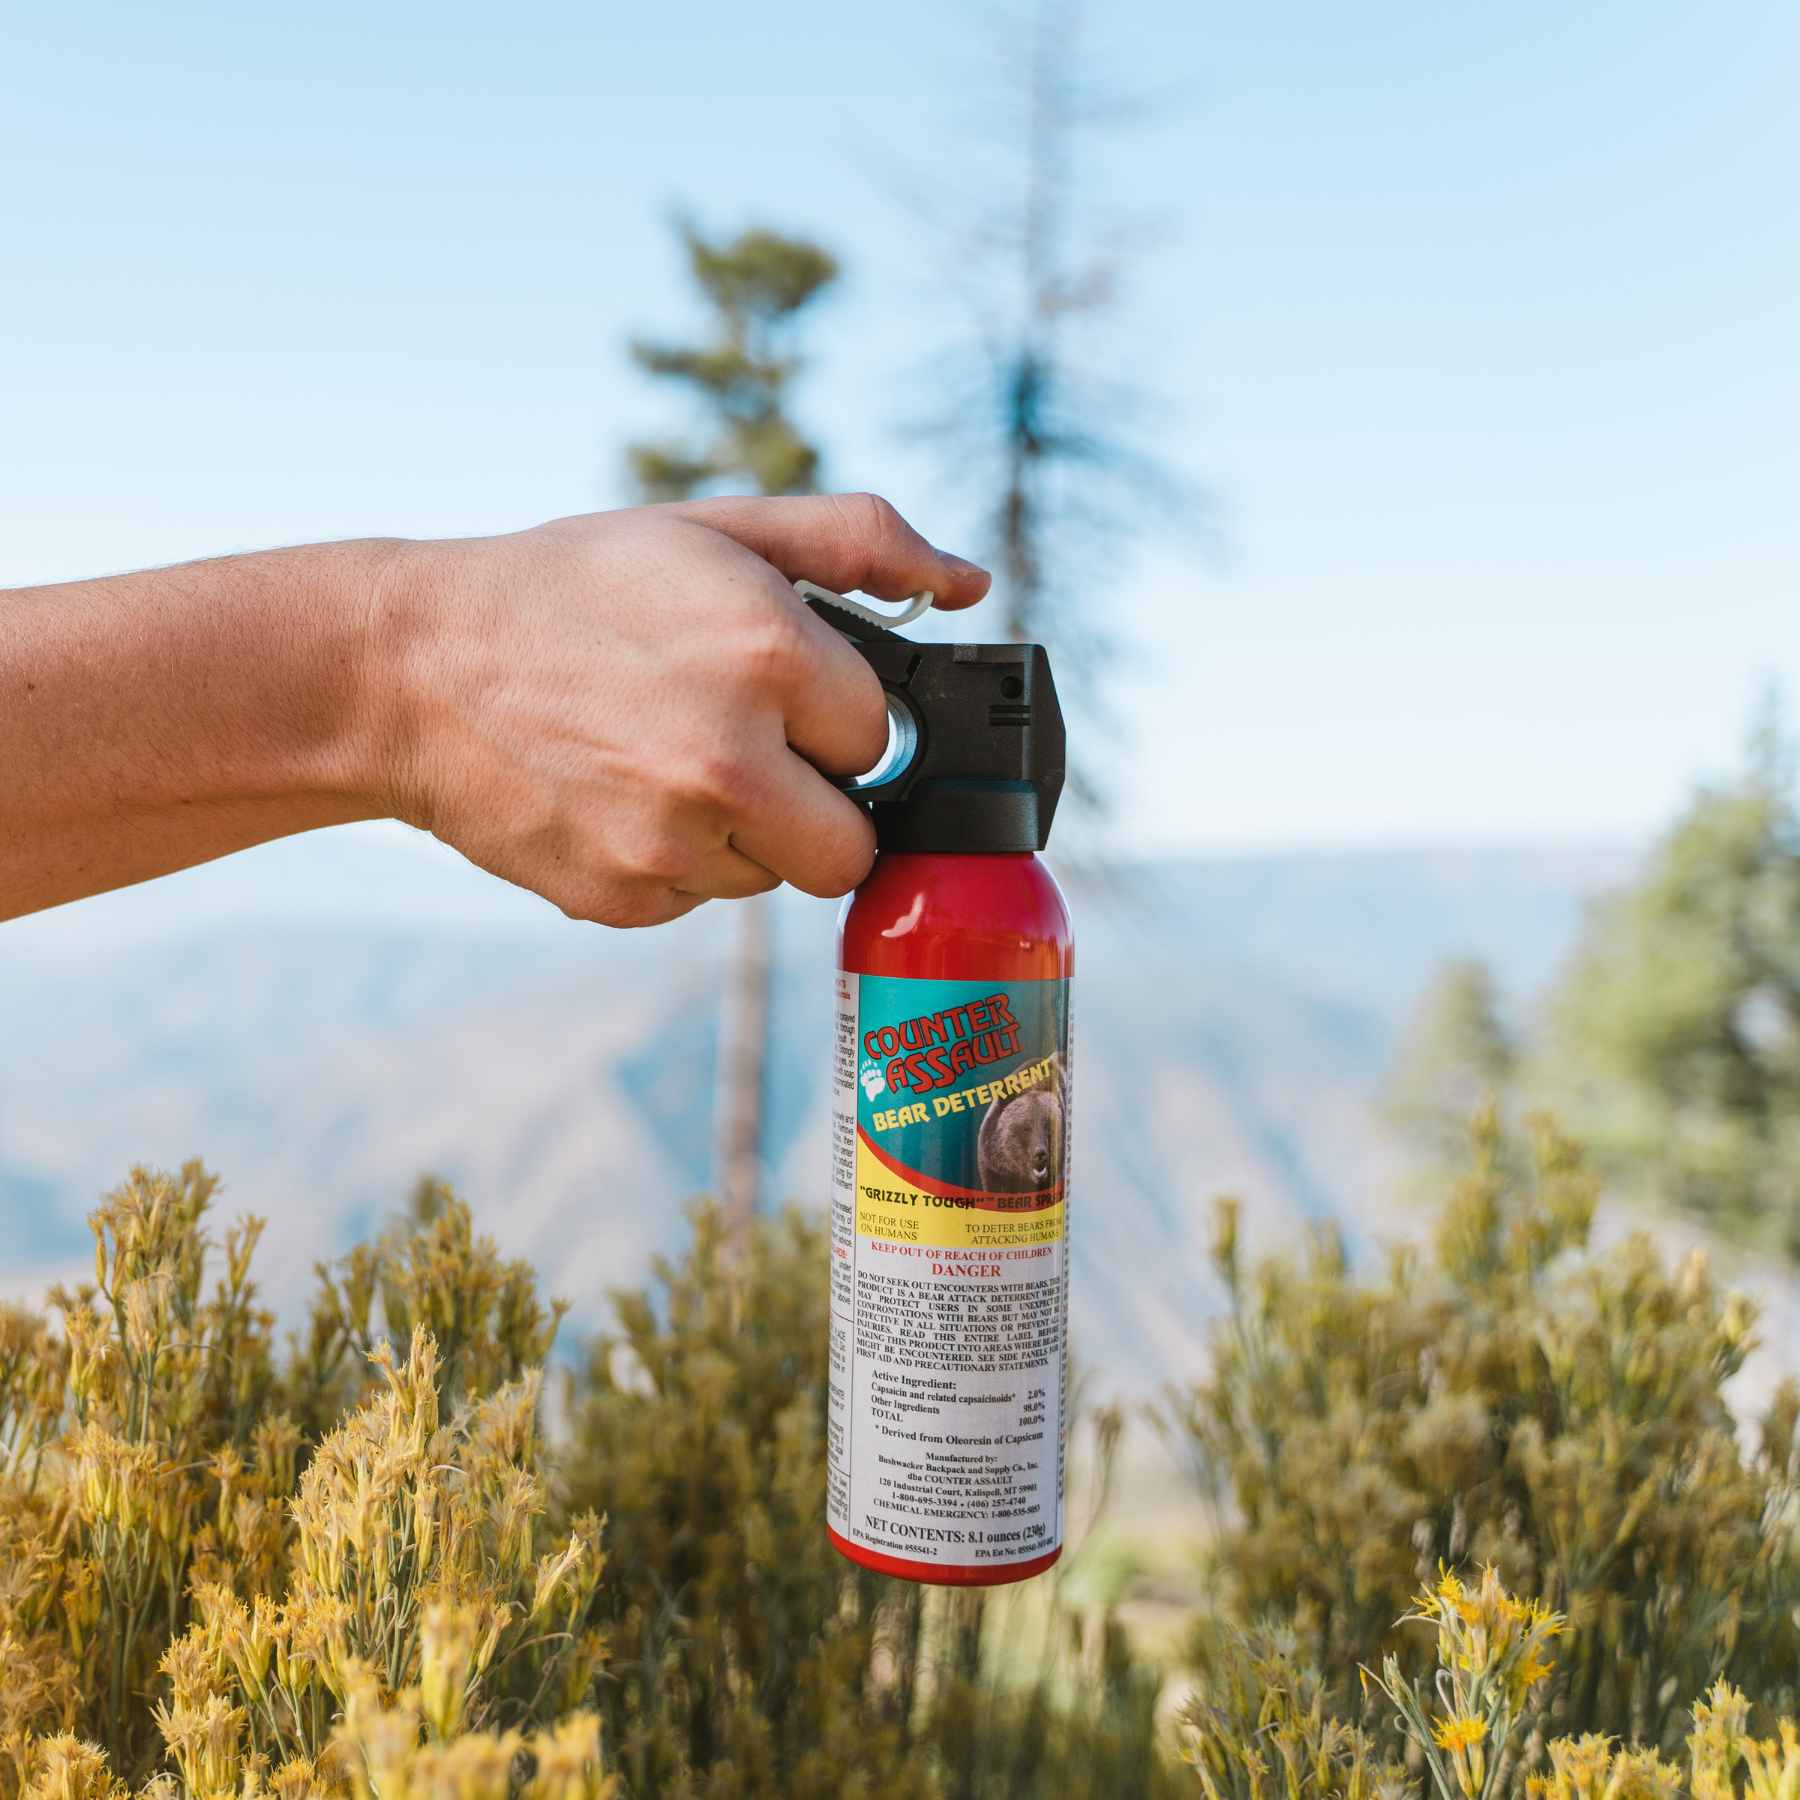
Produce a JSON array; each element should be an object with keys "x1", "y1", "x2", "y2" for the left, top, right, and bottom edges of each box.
[{"x1": 826, "y1": 1524, "x2": 1063, "y2": 1588}]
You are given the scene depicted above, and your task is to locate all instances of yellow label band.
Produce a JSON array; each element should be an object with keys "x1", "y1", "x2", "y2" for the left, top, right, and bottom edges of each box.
[{"x1": 854, "y1": 1140, "x2": 1064, "y2": 1249}]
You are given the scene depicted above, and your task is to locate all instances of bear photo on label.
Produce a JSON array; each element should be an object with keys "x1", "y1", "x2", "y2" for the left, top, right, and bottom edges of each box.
[{"x1": 976, "y1": 1054, "x2": 1065, "y2": 1194}]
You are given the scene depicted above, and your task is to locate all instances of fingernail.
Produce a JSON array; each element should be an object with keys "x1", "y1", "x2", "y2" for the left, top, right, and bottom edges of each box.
[{"x1": 937, "y1": 549, "x2": 989, "y2": 579}]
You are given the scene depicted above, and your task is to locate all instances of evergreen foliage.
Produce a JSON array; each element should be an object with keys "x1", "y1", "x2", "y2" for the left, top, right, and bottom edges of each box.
[
  {"x1": 1536, "y1": 713, "x2": 1800, "y2": 1252},
  {"x1": 1381, "y1": 961, "x2": 1516, "y2": 1165},
  {"x1": 625, "y1": 222, "x2": 837, "y2": 502},
  {"x1": 622, "y1": 220, "x2": 840, "y2": 1239},
  {"x1": 908, "y1": 0, "x2": 1197, "y2": 820}
]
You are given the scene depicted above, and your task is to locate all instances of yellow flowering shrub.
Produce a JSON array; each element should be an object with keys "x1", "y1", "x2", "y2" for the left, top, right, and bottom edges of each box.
[
  {"x1": 1165, "y1": 1112, "x2": 1800, "y2": 1760},
  {"x1": 17, "y1": 1116, "x2": 1800, "y2": 1800},
  {"x1": 1189, "y1": 1569, "x2": 1800, "y2": 1800},
  {"x1": 0, "y1": 1165, "x2": 611, "y2": 1799},
  {"x1": 1362, "y1": 1567, "x2": 1566, "y2": 1800},
  {"x1": 1181, "y1": 1626, "x2": 1409, "y2": 1800},
  {"x1": 0, "y1": 1168, "x2": 1181, "y2": 1799}
]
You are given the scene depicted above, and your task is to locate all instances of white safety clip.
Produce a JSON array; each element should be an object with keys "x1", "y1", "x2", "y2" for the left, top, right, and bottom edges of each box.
[{"x1": 793, "y1": 580, "x2": 935, "y2": 630}]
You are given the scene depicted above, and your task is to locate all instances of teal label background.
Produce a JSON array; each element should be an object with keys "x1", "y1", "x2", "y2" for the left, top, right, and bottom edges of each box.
[{"x1": 854, "y1": 973, "x2": 1068, "y2": 1192}]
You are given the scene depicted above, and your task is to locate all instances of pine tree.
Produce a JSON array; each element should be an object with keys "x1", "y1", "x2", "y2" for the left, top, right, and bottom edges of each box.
[
  {"x1": 1535, "y1": 704, "x2": 1800, "y2": 1251},
  {"x1": 1382, "y1": 957, "x2": 1516, "y2": 1163},
  {"x1": 625, "y1": 222, "x2": 840, "y2": 1245},
  {"x1": 628, "y1": 224, "x2": 837, "y2": 502}
]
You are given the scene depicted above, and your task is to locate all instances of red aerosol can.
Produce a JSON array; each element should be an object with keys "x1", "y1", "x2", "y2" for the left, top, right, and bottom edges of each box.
[{"x1": 805, "y1": 593, "x2": 1071, "y2": 1586}]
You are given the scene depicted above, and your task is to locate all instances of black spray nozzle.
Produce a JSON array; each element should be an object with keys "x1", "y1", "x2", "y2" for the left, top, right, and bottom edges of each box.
[{"x1": 804, "y1": 592, "x2": 1066, "y2": 856}]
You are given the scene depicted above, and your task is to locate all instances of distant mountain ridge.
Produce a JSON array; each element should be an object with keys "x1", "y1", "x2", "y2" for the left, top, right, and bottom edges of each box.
[{"x1": 0, "y1": 833, "x2": 1632, "y2": 1392}]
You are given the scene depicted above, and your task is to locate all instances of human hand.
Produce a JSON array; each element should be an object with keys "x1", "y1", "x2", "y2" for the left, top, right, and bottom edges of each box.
[{"x1": 377, "y1": 494, "x2": 990, "y2": 926}]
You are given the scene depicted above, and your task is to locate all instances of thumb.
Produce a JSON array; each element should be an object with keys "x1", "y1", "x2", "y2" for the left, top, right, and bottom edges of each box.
[{"x1": 666, "y1": 492, "x2": 992, "y2": 611}]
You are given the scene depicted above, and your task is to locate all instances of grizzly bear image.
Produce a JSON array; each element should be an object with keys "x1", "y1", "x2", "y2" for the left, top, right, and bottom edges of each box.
[{"x1": 976, "y1": 1056, "x2": 1066, "y2": 1194}]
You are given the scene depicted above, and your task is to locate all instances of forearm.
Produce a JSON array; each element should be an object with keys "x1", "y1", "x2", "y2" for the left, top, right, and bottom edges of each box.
[
  {"x1": 0, "y1": 539, "x2": 401, "y2": 919},
  {"x1": 0, "y1": 496, "x2": 988, "y2": 929}
]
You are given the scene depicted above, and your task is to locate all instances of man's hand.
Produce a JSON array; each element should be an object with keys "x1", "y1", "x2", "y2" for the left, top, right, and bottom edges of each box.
[
  {"x1": 378, "y1": 496, "x2": 989, "y2": 926},
  {"x1": 0, "y1": 495, "x2": 988, "y2": 923}
]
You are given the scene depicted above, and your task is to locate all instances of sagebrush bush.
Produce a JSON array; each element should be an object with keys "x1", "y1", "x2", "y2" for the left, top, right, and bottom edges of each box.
[
  {"x1": 1164, "y1": 1110, "x2": 1800, "y2": 1762},
  {"x1": 0, "y1": 1164, "x2": 609, "y2": 1798},
  {"x1": 1188, "y1": 1565, "x2": 1800, "y2": 1800},
  {"x1": 0, "y1": 1169, "x2": 1178, "y2": 1798},
  {"x1": 1362, "y1": 1564, "x2": 1565, "y2": 1800},
  {"x1": 12, "y1": 1114, "x2": 1800, "y2": 1800},
  {"x1": 1179, "y1": 1625, "x2": 1407, "y2": 1800}
]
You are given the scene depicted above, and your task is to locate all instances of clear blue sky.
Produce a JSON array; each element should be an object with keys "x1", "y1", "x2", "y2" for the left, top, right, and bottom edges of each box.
[{"x1": 6, "y1": 0, "x2": 1798, "y2": 859}]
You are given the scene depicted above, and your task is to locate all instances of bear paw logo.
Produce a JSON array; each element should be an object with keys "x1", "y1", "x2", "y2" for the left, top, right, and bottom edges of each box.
[{"x1": 859, "y1": 1063, "x2": 887, "y2": 1101}]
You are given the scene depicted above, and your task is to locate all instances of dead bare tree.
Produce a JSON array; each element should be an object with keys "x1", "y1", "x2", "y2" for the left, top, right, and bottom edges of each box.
[{"x1": 908, "y1": 0, "x2": 1198, "y2": 821}]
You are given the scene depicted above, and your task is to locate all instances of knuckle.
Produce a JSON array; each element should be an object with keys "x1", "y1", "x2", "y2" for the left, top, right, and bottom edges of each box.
[
  {"x1": 616, "y1": 887, "x2": 692, "y2": 929},
  {"x1": 561, "y1": 878, "x2": 687, "y2": 929},
  {"x1": 739, "y1": 594, "x2": 811, "y2": 689},
  {"x1": 843, "y1": 491, "x2": 901, "y2": 540},
  {"x1": 620, "y1": 825, "x2": 691, "y2": 886},
  {"x1": 552, "y1": 877, "x2": 626, "y2": 926},
  {"x1": 501, "y1": 808, "x2": 698, "y2": 929},
  {"x1": 569, "y1": 810, "x2": 693, "y2": 890},
  {"x1": 674, "y1": 744, "x2": 753, "y2": 815}
]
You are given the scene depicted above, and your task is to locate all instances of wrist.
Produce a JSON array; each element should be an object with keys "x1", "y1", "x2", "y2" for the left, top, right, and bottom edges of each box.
[
  {"x1": 241, "y1": 534, "x2": 412, "y2": 828},
  {"x1": 347, "y1": 535, "x2": 420, "y2": 820},
  {"x1": 352, "y1": 533, "x2": 462, "y2": 831}
]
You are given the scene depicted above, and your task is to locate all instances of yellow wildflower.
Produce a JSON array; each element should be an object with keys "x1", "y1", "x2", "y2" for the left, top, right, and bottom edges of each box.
[
  {"x1": 1434, "y1": 1715, "x2": 1488, "y2": 1754},
  {"x1": 1549, "y1": 1732, "x2": 1616, "y2": 1797},
  {"x1": 420, "y1": 1600, "x2": 483, "y2": 1740},
  {"x1": 1511, "y1": 1648, "x2": 1557, "y2": 1697},
  {"x1": 522, "y1": 1712, "x2": 617, "y2": 1800},
  {"x1": 18, "y1": 1734, "x2": 126, "y2": 1800},
  {"x1": 1433, "y1": 1711, "x2": 1489, "y2": 1798}
]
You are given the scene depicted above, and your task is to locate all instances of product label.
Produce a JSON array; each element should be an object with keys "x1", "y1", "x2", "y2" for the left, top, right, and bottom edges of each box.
[{"x1": 827, "y1": 971, "x2": 1070, "y2": 1572}]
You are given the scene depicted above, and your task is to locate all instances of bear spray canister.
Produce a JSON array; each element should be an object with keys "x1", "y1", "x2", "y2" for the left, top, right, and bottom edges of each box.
[{"x1": 801, "y1": 588, "x2": 1071, "y2": 1586}]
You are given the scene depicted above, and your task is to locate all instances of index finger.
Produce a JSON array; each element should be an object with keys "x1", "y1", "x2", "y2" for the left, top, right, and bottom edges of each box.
[
  {"x1": 666, "y1": 491, "x2": 992, "y2": 611},
  {"x1": 777, "y1": 584, "x2": 892, "y2": 777}
]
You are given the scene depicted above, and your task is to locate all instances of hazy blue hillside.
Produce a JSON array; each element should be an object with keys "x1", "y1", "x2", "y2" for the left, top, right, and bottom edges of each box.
[
  {"x1": 1086, "y1": 848, "x2": 1625, "y2": 1022},
  {"x1": 0, "y1": 829, "x2": 1628, "y2": 1391}
]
